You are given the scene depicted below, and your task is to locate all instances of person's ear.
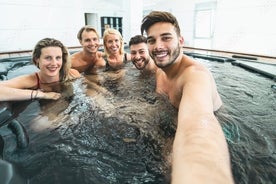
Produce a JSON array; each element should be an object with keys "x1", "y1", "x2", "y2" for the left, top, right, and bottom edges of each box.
[
  {"x1": 79, "y1": 39, "x2": 82, "y2": 45},
  {"x1": 179, "y1": 36, "x2": 184, "y2": 47},
  {"x1": 35, "y1": 59, "x2": 40, "y2": 68}
]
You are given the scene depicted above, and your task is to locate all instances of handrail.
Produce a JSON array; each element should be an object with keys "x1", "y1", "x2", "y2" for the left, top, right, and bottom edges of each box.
[
  {"x1": 1, "y1": 46, "x2": 275, "y2": 60},
  {"x1": 183, "y1": 46, "x2": 276, "y2": 60}
]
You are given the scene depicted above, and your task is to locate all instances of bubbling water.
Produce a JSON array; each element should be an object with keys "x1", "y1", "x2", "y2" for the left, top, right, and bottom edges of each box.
[
  {"x1": 1, "y1": 63, "x2": 177, "y2": 184},
  {"x1": 1, "y1": 56, "x2": 275, "y2": 184}
]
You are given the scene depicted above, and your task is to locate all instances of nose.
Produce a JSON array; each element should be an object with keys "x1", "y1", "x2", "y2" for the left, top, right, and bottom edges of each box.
[
  {"x1": 134, "y1": 53, "x2": 141, "y2": 60},
  {"x1": 111, "y1": 41, "x2": 117, "y2": 47},
  {"x1": 88, "y1": 40, "x2": 96, "y2": 45},
  {"x1": 153, "y1": 38, "x2": 164, "y2": 50},
  {"x1": 51, "y1": 59, "x2": 57, "y2": 65},
  {"x1": 51, "y1": 57, "x2": 61, "y2": 65}
]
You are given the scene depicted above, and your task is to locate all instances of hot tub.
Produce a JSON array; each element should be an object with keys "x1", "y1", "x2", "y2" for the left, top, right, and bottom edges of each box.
[{"x1": 0, "y1": 52, "x2": 275, "y2": 184}]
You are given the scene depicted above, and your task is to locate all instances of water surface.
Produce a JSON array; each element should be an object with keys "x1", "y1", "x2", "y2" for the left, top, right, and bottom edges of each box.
[{"x1": 0, "y1": 56, "x2": 275, "y2": 184}]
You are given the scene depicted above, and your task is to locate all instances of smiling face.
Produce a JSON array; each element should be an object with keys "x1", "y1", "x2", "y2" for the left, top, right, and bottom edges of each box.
[
  {"x1": 105, "y1": 33, "x2": 121, "y2": 55},
  {"x1": 146, "y1": 22, "x2": 183, "y2": 68},
  {"x1": 35, "y1": 46, "x2": 62, "y2": 82},
  {"x1": 130, "y1": 42, "x2": 150, "y2": 70},
  {"x1": 80, "y1": 30, "x2": 100, "y2": 54}
]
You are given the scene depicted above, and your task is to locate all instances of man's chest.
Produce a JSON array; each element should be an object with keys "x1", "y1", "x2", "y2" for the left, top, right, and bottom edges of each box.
[{"x1": 156, "y1": 78, "x2": 182, "y2": 108}]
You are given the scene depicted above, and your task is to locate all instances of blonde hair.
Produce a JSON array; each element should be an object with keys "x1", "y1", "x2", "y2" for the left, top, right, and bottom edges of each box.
[
  {"x1": 77, "y1": 25, "x2": 100, "y2": 41},
  {"x1": 32, "y1": 38, "x2": 71, "y2": 81},
  {"x1": 103, "y1": 28, "x2": 124, "y2": 57}
]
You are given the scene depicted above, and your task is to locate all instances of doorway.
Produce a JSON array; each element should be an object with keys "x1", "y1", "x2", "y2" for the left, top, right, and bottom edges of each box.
[
  {"x1": 85, "y1": 13, "x2": 98, "y2": 30},
  {"x1": 194, "y1": 1, "x2": 217, "y2": 49}
]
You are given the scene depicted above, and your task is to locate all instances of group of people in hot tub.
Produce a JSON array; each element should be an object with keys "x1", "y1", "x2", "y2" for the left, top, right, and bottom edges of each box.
[{"x1": 0, "y1": 11, "x2": 235, "y2": 184}]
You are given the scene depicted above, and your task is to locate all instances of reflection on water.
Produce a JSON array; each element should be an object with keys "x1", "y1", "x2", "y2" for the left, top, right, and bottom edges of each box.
[{"x1": 0, "y1": 57, "x2": 275, "y2": 184}]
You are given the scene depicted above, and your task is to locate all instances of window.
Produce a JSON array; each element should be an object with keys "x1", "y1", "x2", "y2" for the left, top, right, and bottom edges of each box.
[{"x1": 101, "y1": 17, "x2": 123, "y2": 37}]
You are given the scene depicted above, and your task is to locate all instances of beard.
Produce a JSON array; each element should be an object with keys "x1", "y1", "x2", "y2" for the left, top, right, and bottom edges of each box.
[
  {"x1": 151, "y1": 44, "x2": 181, "y2": 69},
  {"x1": 134, "y1": 57, "x2": 150, "y2": 70}
]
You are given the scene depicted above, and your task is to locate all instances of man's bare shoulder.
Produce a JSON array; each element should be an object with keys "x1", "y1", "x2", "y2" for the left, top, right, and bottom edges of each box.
[
  {"x1": 71, "y1": 51, "x2": 83, "y2": 61},
  {"x1": 182, "y1": 55, "x2": 209, "y2": 74},
  {"x1": 176, "y1": 57, "x2": 211, "y2": 89},
  {"x1": 182, "y1": 65, "x2": 210, "y2": 85},
  {"x1": 155, "y1": 68, "x2": 165, "y2": 78}
]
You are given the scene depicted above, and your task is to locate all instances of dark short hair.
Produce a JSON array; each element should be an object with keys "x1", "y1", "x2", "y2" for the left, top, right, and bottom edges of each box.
[
  {"x1": 141, "y1": 11, "x2": 181, "y2": 36},
  {"x1": 128, "y1": 35, "x2": 147, "y2": 47}
]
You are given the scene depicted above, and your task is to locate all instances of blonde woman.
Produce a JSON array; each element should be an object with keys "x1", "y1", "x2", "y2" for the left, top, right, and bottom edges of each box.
[
  {"x1": 102, "y1": 28, "x2": 131, "y2": 71},
  {"x1": 0, "y1": 38, "x2": 80, "y2": 101}
]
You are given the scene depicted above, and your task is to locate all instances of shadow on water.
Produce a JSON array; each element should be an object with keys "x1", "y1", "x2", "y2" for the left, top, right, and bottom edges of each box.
[{"x1": 1, "y1": 56, "x2": 276, "y2": 184}]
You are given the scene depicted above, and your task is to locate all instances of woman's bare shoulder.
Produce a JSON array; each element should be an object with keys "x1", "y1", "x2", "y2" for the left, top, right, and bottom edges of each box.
[{"x1": 0, "y1": 73, "x2": 37, "y2": 88}]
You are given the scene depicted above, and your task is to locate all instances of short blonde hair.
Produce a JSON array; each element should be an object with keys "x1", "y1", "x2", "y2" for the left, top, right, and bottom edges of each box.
[{"x1": 77, "y1": 25, "x2": 100, "y2": 41}]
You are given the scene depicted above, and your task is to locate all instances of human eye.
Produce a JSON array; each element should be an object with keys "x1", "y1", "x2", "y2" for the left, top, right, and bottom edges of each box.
[
  {"x1": 146, "y1": 38, "x2": 155, "y2": 45},
  {"x1": 45, "y1": 56, "x2": 52, "y2": 61},
  {"x1": 162, "y1": 36, "x2": 172, "y2": 42},
  {"x1": 56, "y1": 56, "x2": 62, "y2": 61},
  {"x1": 84, "y1": 38, "x2": 90, "y2": 42},
  {"x1": 139, "y1": 50, "x2": 146, "y2": 54},
  {"x1": 130, "y1": 51, "x2": 137, "y2": 55}
]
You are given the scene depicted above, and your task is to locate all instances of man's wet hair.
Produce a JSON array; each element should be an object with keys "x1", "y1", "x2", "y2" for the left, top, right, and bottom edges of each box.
[
  {"x1": 77, "y1": 25, "x2": 99, "y2": 41},
  {"x1": 129, "y1": 35, "x2": 147, "y2": 47},
  {"x1": 141, "y1": 11, "x2": 181, "y2": 37}
]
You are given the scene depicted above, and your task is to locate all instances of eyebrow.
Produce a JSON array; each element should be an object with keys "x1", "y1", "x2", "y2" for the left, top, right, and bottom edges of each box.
[
  {"x1": 146, "y1": 36, "x2": 153, "y2": 41},
  {"x1": 161, "y1": 32, "x2": 173, "y2": 37},
  {"x1": 131, "y1": 48, "x2": 146, "y2": 52},
  {"x1": 147, "y1": 32, "x2": 173, "y2": 40}
]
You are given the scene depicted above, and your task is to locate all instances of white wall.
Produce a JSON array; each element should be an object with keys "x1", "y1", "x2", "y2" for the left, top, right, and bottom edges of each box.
[
  {"x1": 1, "y1": 0, "x2": 276, "y2": 57},
  {"x1": 0, "y1": 0, "x2": 83, "y2": 51},
  {"x1": 143, "y1": 0, "x2": 199, "y2": 47},
  {"x1": 128, "y1": 0, "x2": 143, "y2": 39},
  {"x1": 143, "y1": 0, "x2": 276, "y2": 57},
  {"x1": 0, "y1": 0, "x2": 134, "y2": 52},
  {"x1": 213, "y1": 0, "x2": 276, "y2": 56}
]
